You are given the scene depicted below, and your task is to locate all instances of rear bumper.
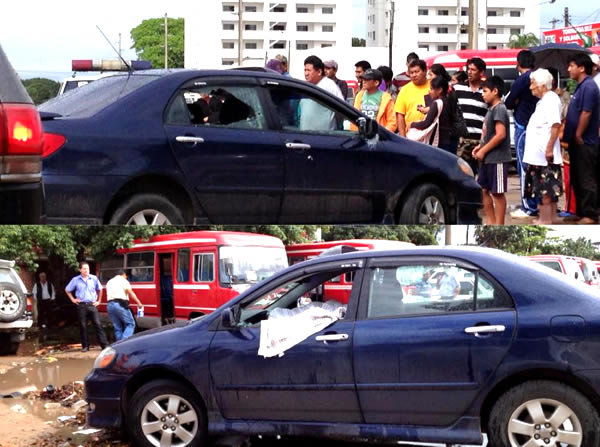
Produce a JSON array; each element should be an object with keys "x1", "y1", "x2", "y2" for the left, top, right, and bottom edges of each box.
[{"x1": 0, "y1": 181, "x2": 44, "y2": 223}]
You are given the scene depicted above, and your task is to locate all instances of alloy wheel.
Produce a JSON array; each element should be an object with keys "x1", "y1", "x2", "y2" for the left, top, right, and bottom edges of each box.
[
  {"x1": 507, "y1": 398, "x2": 582, "y2": 446},
  {"x1": 0, "y1": 290, "x2": 20, "y2": 317},
  {"x1": 418, "y1": 196, "x2": 446, "y2": 224},
  {"x1": 126, "y1": 210, "x2": 171, "y2": 226},
  {"x1": 140, "y1": 393, "x2": 199, "y2": 447}
]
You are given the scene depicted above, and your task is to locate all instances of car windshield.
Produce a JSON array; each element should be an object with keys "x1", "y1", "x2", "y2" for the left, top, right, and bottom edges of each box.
[
  {"x1": 219, "y1": 246, "x2": 288, "y2": 286},
  {"x1": 38, "y1": 74, "x2": 160, "y2": 118}
]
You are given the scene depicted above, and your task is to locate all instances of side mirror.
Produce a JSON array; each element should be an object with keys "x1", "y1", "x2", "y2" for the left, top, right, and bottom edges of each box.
[
  {"x1": 221, "y1": 306, "x2": 239, "y2": 329},
  {"x1": 574, "y1": 272, "x2": 579, "y2": 280},
  {"x1": 357, "y1": 116, "x2": 378, "y2": 140}
]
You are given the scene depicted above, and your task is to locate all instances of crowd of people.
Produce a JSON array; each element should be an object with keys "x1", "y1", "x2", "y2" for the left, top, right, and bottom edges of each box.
[{"x1": 266, "y1": 49, "x2": 600, "y2": 225}]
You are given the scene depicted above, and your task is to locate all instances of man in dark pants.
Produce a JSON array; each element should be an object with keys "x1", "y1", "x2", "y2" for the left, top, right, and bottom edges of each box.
[
  {"x1": 563, "y1": 54, "x2": 600, "y2": 225},
  {"x1": 65, "y1": 261, "x2": 108, "y2": 352},
  {"x1": 32, "y1": 271, "x2": 55, "y2": 329}
]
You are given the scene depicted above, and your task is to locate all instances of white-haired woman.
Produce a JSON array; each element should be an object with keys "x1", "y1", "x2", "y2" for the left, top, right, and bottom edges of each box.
[{"x1": 523, "y1": 68, "x2": 564, "y2": 224}]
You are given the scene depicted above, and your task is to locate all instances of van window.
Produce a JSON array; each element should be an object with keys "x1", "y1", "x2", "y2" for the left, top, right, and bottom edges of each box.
[
  {"x1": 177, "y1": 249, "x2": 190, "y2": 282},
  {"x1": 126, "y1": 252, "x2": 155, "y2": 283},
  {"x1": 537, "y1": 261, "x2": 562, "y2": 273},
  {"x1": 194, "y1": 253, "x2": 215, "y2": 282}
]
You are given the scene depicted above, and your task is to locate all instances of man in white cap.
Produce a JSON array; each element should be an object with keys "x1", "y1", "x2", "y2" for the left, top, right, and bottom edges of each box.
[
  {"x1": 591, "y1": 53, "x2": 600, "y2": 93},
  {"x1": 324, "y1": 60, "x2": 349, "y2": 100}
]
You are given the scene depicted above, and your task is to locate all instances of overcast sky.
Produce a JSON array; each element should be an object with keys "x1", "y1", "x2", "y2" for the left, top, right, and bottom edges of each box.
[{"x1": 0, "y1": 0, "x2": 595, "y2": 77}]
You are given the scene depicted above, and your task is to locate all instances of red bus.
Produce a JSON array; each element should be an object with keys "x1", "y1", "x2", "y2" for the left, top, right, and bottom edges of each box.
[
  {"x1": 98, "y1": 231, "x2": 288, "y2": 327},
  {"x1": 286, "y1": 240, "x2": 415, "y2": 303}
]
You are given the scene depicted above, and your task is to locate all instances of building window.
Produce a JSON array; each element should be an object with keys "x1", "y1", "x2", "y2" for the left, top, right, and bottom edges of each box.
[
  {"x1": 488, "y1": 45, "x2": 498, "y2": 50},
  {"x1": 419, "y1": 26, "x2": 429, "y2": 34},
  {"x1": 372, "y1": 31, "x2": 376, "y2": 40},
  {"x1": 418, "y1": 44, "x2": 429, "y2": 51},
  {"x1": 297, "y1": 43, "x2": 309, "y2": 50},
  {"x1": 297, "y1": 24, "x2": 309, "y2": 32},
  {"x1": 488, "y1": 10, "x2": 497, "y2": 17},
  {"x1": 222, "y1": 60, "x2": 235, "y2": 66},
  {"x1": 488, "y1": 28, "x2": 497, "y2": 34},
  {"x1": 322, "y1": 7, "x2": 333, "y2": 14},
  {"x1": 437, "y1": 45, "x2": 449, "y2": 51},
  {"x1": 461, "y1": 8, "x2": 468, "y2": 16},
  {"x1": 437, "y1": 27, "x2": 449, "y2": 34},
  {"x1": 272, "y1": 23, "x2": 286, "y2": 31},
  {"x1": 245, "y1": 42, "x2": 258, "y2": 49},
  {"x1": 321, "y1": 43, "x2": 333, "y2": 48},
  {"x1": 418, "y1": 8, "x2": 428, "y2": 16},
  {"x1": 245, "y1": 5, "x2": 257, "y2": 12},
  {"x1": 245, "y1": 24, "x2": 257, "y2": 31},
  {"x1": 297, "y1": 6, "x2": 309, "y2": 13},
  {"x1": 438, "y1": 9, "x2": 449, "y2": 16},
  {"x1": 323, "y1": 25, "x2": 334, "y2": 32},
  {"x1": 461, "y1": 43, "x2": 468, "y2": 50},
  {"x1": 461, "y1": 27, "x2": 468, "y2": 34},
  {"x1": 223, "y1": 5, "x2": 235, "y2": 12},
  {"x1": 510, "y1": 10, "x2": 521, "y2": 17},
  {"x1": 222, "y1": 42, "x2": 234, "y2": 49},
  {"x1": 271, "y1": 41, "x2": 286, "y2": 49},
  {"x1": 510, "y1": 28, "x2": 521, "y2": 35},
  {"x1": 271, "y1": 4, "x2": 285, "y2": 12},
  {"x1": 223, "y1": 23, "x2": 235, "y2": 31}
]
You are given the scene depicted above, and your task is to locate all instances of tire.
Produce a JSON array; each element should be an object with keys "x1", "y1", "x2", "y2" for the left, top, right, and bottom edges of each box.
[
  {"x1": 488, "y1": 380, "x2": 600, "y2": 447},
  {"x1": 397, "y1": 183, "x2": 449, "y2": 224},
  {"x1": 127, "y1": 379, "x2": 207, "y2": 447},
  {"x1": 109, "y1": 194, "x2": 186, "y2": 225},
  {"x1": 0, "y1": 282, "x2": 27, "y2": 323},
  {"x1": 0, "y1": 333, "x2": 19, "y2": 356}
]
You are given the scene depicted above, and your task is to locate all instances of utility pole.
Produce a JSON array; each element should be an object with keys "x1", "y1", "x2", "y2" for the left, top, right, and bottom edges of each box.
[
  {"x1": 238, "y1": 0, "x2": 243, "y2": 66},
  {"x1": 468, "y1": 0, "x2": 478, "y2": 49},
  {"x1": 164, "y1": 13, "x2": 168, "y2": 69},
  {"x1": 563, "y1": 7, "x2": 570, "y2": 27},
  {"x1": 388, "y1": 1, "x2": 395, "y2": 68},
  {"x1": 549, "y1": 18, "x2": 560, "y2": 29}
]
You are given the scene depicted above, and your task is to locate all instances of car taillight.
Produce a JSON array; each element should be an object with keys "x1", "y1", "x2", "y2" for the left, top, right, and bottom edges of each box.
[
  {"x1": 0, "y1": 103, "x2": 43, "y2": 155},
  {"x1": 42, "y1": 133, "x2": 66, "y2": 158},
  {"x1": 26, "y1": 295, "x2": 33, "y2": 312}
]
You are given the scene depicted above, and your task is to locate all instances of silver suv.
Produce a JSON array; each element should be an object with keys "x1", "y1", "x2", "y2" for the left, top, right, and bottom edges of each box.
[{"x1": 0, "y1": 259, "x2": 32, "y2": 355}]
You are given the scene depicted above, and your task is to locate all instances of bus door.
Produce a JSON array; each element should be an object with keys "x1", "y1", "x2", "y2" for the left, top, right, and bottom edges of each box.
[
  {"x1": 158, "y1": 253, "x2": 175, "y2": 325},
  {"x1": 188, "y1": 247, "x2": 218, "y2": 315}
]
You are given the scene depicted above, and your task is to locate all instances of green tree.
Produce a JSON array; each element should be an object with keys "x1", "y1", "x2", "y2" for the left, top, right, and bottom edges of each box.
[
  {"x1": 321, "y1": 226, "x2": 440, "y2": 246},
  {"x1": 22, "y1": 78, "x2": 60, "y2": 105},
  {"x1": 475, "y1": 226, "x2": 549, "y2": 255},
  {"x1": 541, "y1": 237, "x2": 600, "y2": 260},
  {"x1": 352, "y1": 37, "x2": 366, "y2": 47},
  {"x1": 507, "y1": 32, "x2": 540, "y2": 49},
  {"x1": 130, "y1": 18, "x2": 185, "y2": 69}
]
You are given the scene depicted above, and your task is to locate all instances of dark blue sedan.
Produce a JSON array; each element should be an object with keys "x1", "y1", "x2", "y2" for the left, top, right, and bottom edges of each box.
[
  {"x1": 39, "y1": 70, "x2": 481, "y2": 225},
  {"x1": 85, "y1": 247, "x2": 600, "y2": 447}
]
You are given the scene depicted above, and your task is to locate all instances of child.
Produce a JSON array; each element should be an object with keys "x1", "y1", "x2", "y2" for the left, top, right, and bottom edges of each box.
[
  {"x1": 353, "y1": 69, "x2": 397, "y2": 132},
  {"x1": 472, "y1": 76, "x2": 512, "y2": 225}
]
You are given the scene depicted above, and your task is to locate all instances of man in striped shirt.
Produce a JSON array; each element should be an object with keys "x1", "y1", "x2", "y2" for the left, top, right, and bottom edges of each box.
[{"x1": 454, "y1": 57, "x2": 488, "y2": 175}]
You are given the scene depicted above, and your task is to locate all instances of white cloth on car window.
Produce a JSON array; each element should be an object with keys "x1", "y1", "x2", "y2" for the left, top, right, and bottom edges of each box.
[{"x1": 258, "y1": 301, "x2": 346, "y2": 358}]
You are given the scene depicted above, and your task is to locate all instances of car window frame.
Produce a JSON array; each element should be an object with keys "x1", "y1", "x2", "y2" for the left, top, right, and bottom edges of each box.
[
  {"x1": 357, "y1": 255, "x2": 515, "y2": 321},
  {"x1": 163, "y1": 76, "x2": 272, "y2": 132},
  {"x1": 213, "y1": 258, "x2": 367, "y2": 331}
]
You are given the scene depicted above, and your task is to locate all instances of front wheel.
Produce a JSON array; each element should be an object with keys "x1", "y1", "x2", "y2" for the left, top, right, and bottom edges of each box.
[
  {"x1": 488, "y1": 380, "x2": 600, "y2": 447},
  {"x1": 109, "y1": 194, "x2": 186, "y2": 225},
  {"x1": 128, "y1": 379, "x2": 207, "y2": 447},
  {"x1": 397, "y1": 183, "x2": 448, "y2": 224}
]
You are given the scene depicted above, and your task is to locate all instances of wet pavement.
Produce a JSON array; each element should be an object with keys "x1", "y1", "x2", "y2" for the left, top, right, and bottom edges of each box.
[{"x1": 0, "y1": 326, "x2": 487, "y2": 447}]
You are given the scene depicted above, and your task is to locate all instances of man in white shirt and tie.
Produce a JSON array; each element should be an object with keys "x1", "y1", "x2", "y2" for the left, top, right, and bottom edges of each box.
[{"x1": 32, "y1": 272, "x2": 55, "y2": 329}]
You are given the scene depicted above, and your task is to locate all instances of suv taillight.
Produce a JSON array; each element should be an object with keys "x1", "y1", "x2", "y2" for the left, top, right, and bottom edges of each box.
[{"x1": 0, "y1": 103, "x2": 43, "y2": 155}]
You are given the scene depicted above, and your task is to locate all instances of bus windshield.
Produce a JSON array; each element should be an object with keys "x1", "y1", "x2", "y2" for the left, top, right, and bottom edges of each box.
[{"x1": 219, "y1": 246, "x2": 288, "y2": 285}]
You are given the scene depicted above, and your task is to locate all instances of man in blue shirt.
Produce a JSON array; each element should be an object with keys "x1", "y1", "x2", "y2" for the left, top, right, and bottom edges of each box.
[
  {"x1": 563, "y1": 54, "x2": 600, "y2": 225},
  {"x1": 505, "y1": 50, "x2": 540, "y2": 218},
  {"x1": 65, "y1": 261, "x2": 108, "y2": 352}
]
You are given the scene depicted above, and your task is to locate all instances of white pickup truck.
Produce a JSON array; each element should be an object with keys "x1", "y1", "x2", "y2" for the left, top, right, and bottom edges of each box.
[{"x1": 0, "y1": 259, "x2": 33, "y2": 355}]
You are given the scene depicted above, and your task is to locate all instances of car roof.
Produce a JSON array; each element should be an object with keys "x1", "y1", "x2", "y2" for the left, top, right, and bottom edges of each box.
[{"x1": 0, "y1": 44, "x2": 32, "y2": 104}]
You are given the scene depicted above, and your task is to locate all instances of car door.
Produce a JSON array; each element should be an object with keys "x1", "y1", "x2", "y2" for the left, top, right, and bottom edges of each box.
[
  {"x1": 164, "y1": 77, "x2": 283, "y2": 223},
  {"x1": 353, "y1": 256, "x2": 516, "y2": 426},
  {"x1": 208, "y1": 261, "x2": 365, "y2": 423},
  {"x1": 261, "y1": 80, "x2": 386, "y2": 223}
]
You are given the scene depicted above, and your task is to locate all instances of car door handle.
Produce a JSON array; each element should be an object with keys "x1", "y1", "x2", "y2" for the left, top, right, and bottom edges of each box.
[
  {"x1": 176, "y1": 136, "x2": 205, "y2": 144},
  {"x1": 465, "y1": 325, "x2": 506, "y2": 335},
  {"x1": 315, "y1": 334, "x2": 349, "y2": 343},
  {"x1": 286, "y1": 142, "x2": 311, "y2": 151}
]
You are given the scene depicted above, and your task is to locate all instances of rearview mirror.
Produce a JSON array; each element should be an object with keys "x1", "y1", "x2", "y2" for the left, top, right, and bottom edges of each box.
[
  {"x1": 357, "y1": 116, "x2": 378, "y2": 140},
  {"x1": 221, "y1": 306, "x2": 240, "y2": 329}
]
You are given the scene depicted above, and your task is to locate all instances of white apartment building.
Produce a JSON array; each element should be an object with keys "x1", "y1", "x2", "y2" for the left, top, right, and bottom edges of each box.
[
  {"x1": 367, "y1": 0, "x2": 541, "y2": 53},
  {"x1": 185, "y1": 1, "x2": 352, "y2": 70}
]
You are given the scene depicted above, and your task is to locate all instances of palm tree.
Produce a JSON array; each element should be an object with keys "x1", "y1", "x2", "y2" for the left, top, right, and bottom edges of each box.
[{"x1": 507, "y1": 33, "x2": 540, "y2": 49}]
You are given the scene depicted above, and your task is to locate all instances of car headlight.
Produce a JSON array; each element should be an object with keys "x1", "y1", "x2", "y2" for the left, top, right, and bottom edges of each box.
[
  {"x1": 93, "y1": 347, "x2": 117, "y2": 369},
  {"x1": 457, "y1": 158, "x2": 474, "y2": 178}
]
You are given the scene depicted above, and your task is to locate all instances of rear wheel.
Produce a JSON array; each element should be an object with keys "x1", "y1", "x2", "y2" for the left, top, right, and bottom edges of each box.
[
  {"x1": 488, "y1": 380, "x2": 599, "y2": 447},
  {"x1": 128, "y1": 379, "x2": 207, "y2": 447},
  {"x1": 0, "y1": 282, "x2": 26, "y2": 323},
  {"x1": 397, "y1": 183, "x2": 448, "y2": 224},
  {"x1": 109, "y1": 194, "x2": 186, "y2": 225}
]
